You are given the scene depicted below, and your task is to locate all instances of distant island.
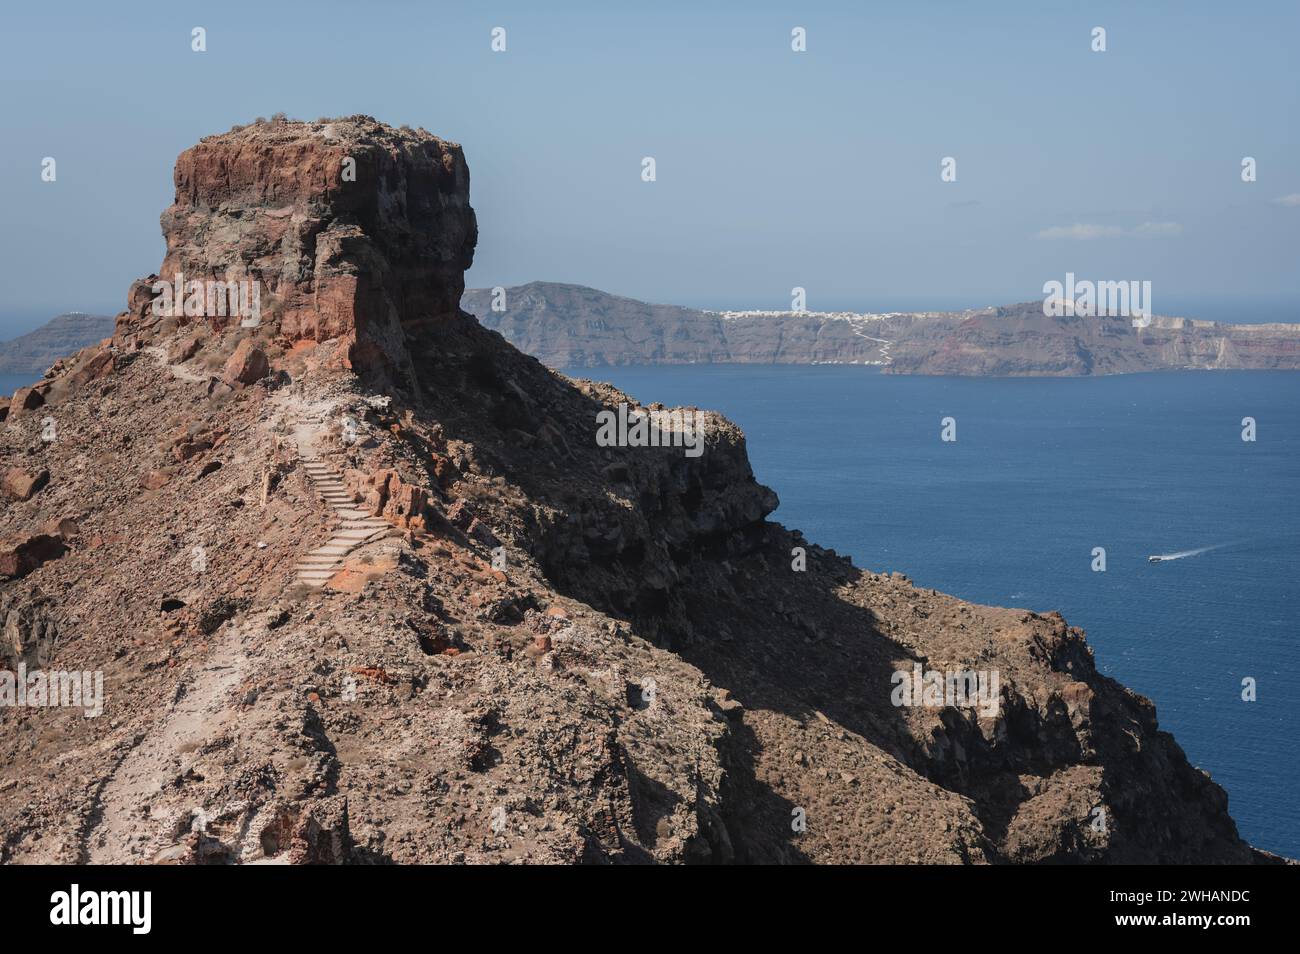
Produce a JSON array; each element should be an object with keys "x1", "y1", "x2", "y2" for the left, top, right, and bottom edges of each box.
[
  {"x1": 0, "y1": 312, "x2": 113, "y2": 376},
  {"x1": 10, "y1": 287, "x2": 1297, "y2": 381},
  {"x1": 462, "y1": 282, "x2": 1300, "y2": 376}
]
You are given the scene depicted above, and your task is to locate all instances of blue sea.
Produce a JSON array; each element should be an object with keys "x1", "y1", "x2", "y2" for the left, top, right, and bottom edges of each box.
[
  {"x1": 573, "y1": 364, "x2": 1300, "y2": 859},
  {"x1": 0, "y1": 372, "x2": 39, "y2": 395}
]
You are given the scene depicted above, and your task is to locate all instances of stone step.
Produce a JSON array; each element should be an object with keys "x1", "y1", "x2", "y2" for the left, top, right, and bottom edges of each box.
[{"x1": 294, "y1": 445, "x2": 375, "y2": 589}]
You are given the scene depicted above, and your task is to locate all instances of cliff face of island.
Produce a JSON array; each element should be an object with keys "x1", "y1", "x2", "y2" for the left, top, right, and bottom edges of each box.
[
  {"x1": 463, "y1": 283, "x2": 1300, "y2": 375},
  {"x1": 0, "y1": 313, "x2": 114, "y2": 377},
  {"x1": 0, "y1": 118, "x2": 1282, "y2": 865},
  {"x1": 886, "y1": 301, "x2": 1300, "y2": 376}
]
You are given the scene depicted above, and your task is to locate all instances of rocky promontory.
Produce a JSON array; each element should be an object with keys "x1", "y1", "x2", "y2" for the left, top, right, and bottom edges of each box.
[{"x1": 0, "y1": 117, "x2": 1282, "y2": 864}]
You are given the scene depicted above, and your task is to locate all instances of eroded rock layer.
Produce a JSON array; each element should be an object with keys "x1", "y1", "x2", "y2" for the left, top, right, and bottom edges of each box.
[{"x1": 118, "y1": 116, "x2": 477, "y2": 387}]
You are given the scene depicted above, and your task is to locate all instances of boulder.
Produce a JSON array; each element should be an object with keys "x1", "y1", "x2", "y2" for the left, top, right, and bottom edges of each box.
[
  {"x1": 222, "y1": 339, "x2": 269, "y2": 386},
  {"x1": 0, "y1": 533, "x2": 66, "y2": 579},
  {"x1": 69, "y1": 350, "x2": 115, "y2": 389},
  {"x1": 8, "y1": 386, "x2": 44, "y2": 414},
  {"x1": 41, "y1": 516, "x2": 80, "y2": 541},
  {"x1": 168, "y1": 335, "x2": 201, "y2": 364},
  {"x1": 1, "y1": 467, "x2": 49, "y2": 501},
  {"x1": 139, "y1": 469, "x2": 172, "y2": 490}
]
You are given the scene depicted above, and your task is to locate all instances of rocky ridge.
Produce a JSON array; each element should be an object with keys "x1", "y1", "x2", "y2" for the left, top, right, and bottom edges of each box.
[{"x1": 0, "y1": 117, "x2": 1284, "y2": 865}]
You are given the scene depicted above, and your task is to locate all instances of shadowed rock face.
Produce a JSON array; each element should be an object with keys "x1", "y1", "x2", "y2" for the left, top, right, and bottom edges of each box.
[
  {"x1": 0, "y1": 119, "x2": 1288, "y2": 865},
  {"x1": 118, "y1": 116, "x2": 478, "y2": 384}
]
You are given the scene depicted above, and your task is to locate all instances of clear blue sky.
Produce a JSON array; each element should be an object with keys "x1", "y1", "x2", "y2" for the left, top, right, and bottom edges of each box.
[{"x1": 2, "y1": 0, "x2": 1297, "y2": 336}]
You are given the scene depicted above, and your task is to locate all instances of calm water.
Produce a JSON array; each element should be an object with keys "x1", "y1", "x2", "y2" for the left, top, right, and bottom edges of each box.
[
  {"x1": 574, "y1": 364, "x2": 1300, "y2": 858},
  {"x1": 0, "y1": 372, "x2": 39, "y2": 395}
]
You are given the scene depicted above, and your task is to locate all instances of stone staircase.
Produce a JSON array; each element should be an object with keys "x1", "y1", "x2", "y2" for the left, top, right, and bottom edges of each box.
[{"x1": 295, "y1": 458, "x2": 390, "y2": 588}]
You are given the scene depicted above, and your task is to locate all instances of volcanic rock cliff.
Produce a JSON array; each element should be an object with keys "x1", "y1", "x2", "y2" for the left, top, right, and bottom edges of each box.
[
  {"x1": 0, "y1": 313, "x2": 115, "y2": 377},
  {"x1": 120, "y1": 116, "x2": 476, "y2": 391},
  {"x1": 464, "y1": 283, "x2": 1300, "y2": 374},
  {"x1": 884, "y1": 301, "x2": 1300, "y2": 376},
  {"x1": 0, "y1": 117, "x2": 1282, "y2": 865}
]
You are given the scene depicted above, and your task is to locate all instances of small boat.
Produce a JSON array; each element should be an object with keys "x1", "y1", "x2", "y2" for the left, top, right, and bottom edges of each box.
[{"x1": 1148, "y1": 555, "x2": 1163, "y2": 563}]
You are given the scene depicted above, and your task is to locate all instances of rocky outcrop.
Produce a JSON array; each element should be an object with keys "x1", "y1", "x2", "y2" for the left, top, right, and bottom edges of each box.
[
  {"x1": 0, "y1": 589, "x2": 60, "y2": 669},
  {"x1": 6, "y1": 385, "x2": 46, "y2": 416},
  {"x1": 1, "y1": 468, "x2": 49, "y2": 502},
  {"x1": 0, "y1": 119, "x2": 1281, "y2": 865},
  {"x1": 112, "y1": 115, "x2": 477, "y2": 388},
  {"x1": 0, "y1": 533, "x2": 65, "y2": 580}
]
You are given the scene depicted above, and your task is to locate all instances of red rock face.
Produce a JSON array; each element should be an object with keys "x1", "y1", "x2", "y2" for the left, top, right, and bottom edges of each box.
[
  {"x1": 118, "y1": 116, "x2": 478, "y2": 380},
  {"x1": 222, "y1": 339, "x2": 270, "y2": 387}
]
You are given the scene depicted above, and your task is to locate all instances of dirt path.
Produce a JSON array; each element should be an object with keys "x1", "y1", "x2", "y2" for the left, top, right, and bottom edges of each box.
[
  {"x1": 86, "y1": 624, "x2": 253, "y2": 863},
  {"x1": 83, "y1": 388, "x2": 388, "y2": 860},
  {"x1": 142, "y1": 345, "x2": 211, "y2": 383}
]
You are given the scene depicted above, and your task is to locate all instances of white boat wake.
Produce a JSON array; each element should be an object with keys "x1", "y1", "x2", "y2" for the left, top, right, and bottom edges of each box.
[{"x1": 1148, "y1": 543, "x2": 1226, "y2": 563}]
